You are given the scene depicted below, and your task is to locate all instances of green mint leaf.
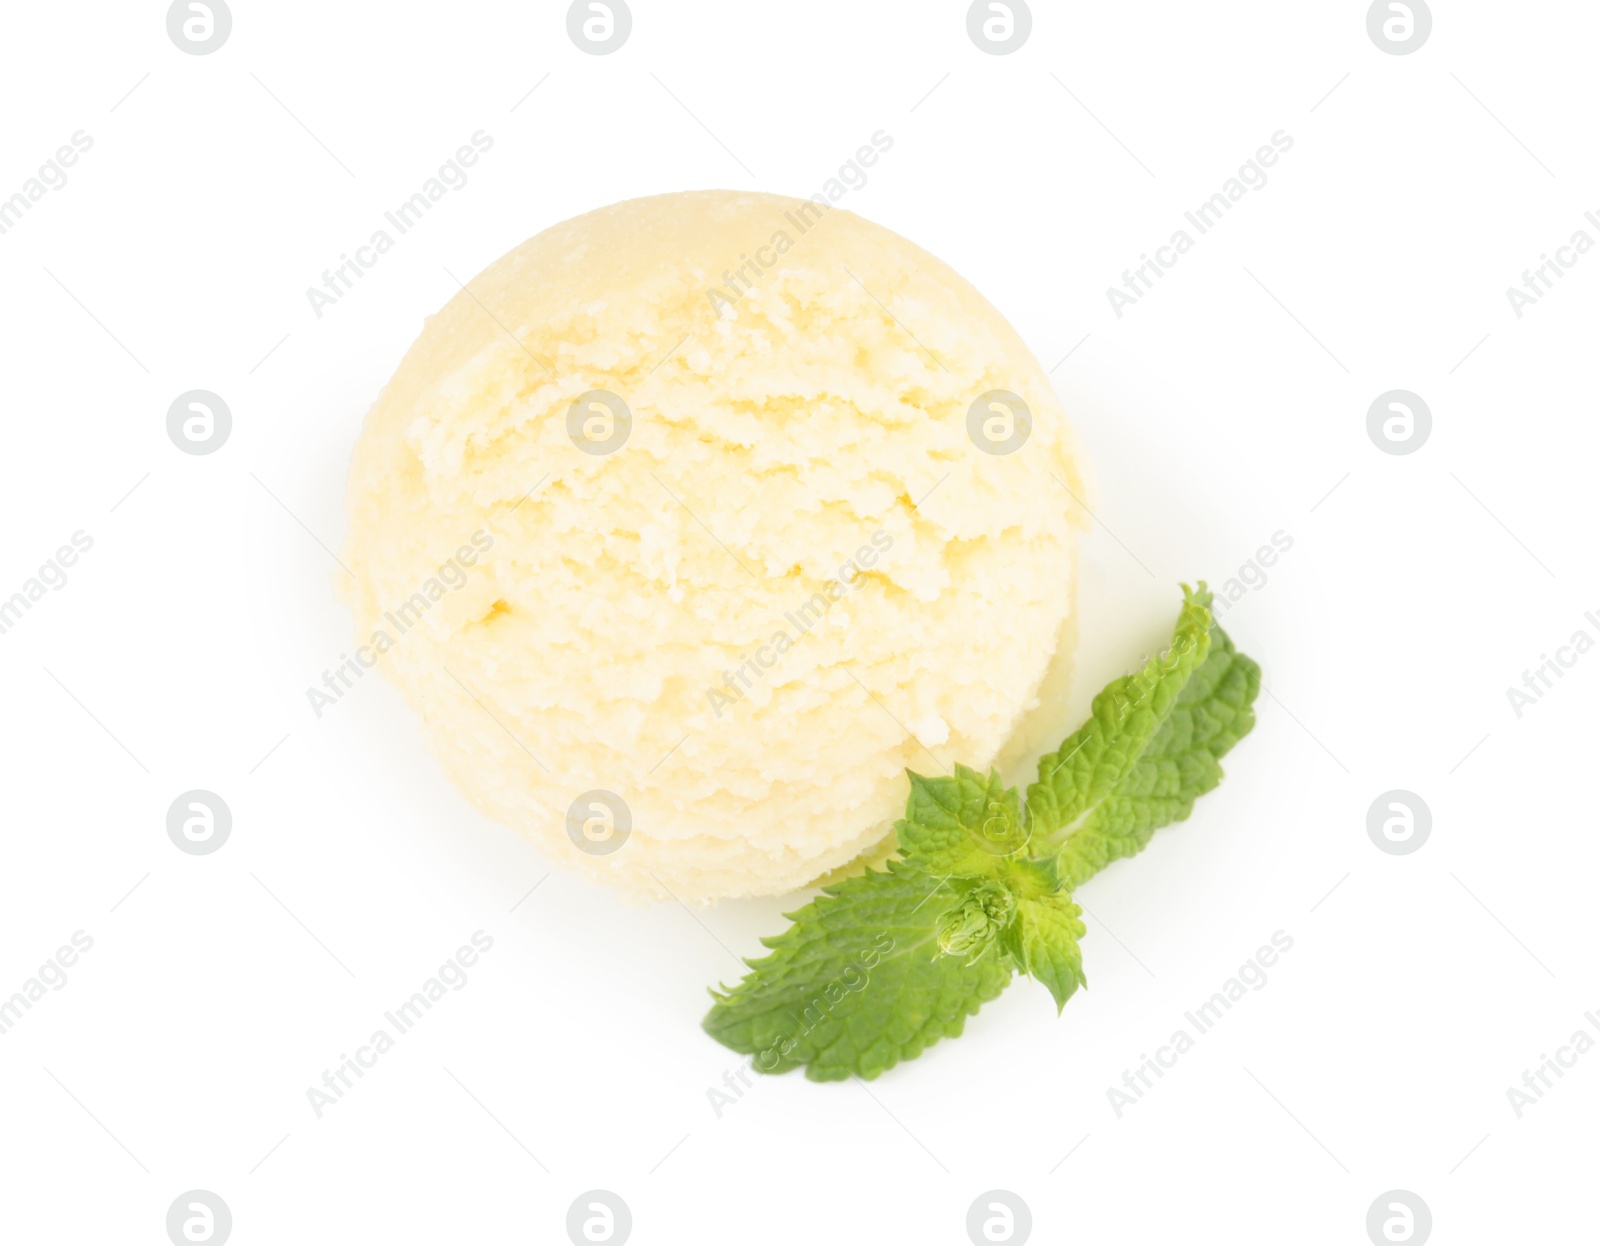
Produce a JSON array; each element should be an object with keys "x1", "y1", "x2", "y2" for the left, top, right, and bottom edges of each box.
[
  {"x1": 700, "y1": 584, "x2": 1259, "y2": 1079},
  {"x1": 702, "y1": 861, "x2": 1013, "y2": 1081},
  {"x1": 895, "y1": 765, "x2": 1027, "y2": 878},
  {"x1": 994, "y1": 854, "x2": 1061, "y2": 900},
  {"x1": 1055, "y1": 596, "x2": 1260, "y2": 888},
  {"x1": 1026, "y1": 585, "x2": 1214, "y2": 846},
  {"x1": 1001, "y1": 892, "x2": 1087, "y2": 1013}
]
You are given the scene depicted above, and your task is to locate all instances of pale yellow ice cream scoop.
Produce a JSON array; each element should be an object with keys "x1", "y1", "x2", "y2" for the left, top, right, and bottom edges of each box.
[{"x1": 342, "y1": 190, "x2": 1083, "y2": 901}]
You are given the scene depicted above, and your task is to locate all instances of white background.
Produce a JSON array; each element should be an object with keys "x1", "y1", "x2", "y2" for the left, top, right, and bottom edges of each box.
[{"x1": 1, "y1": 1, "x2": 1596, "y2": 1242}]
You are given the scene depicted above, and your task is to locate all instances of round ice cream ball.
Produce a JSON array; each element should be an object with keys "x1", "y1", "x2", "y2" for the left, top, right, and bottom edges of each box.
[{"x1": 341, "y1": 190, "x2": 1084, "y2": 901}]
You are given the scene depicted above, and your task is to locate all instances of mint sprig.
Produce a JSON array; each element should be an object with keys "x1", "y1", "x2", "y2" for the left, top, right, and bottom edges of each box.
[{"x1": 702, "y1": 584, "x2": 1260, "y2": 1080}]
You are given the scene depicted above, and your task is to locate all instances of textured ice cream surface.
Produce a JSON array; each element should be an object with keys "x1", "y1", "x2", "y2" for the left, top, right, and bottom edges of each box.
[{"x1": 342, "y1": 190, "x2": 1084, "y2": 901}]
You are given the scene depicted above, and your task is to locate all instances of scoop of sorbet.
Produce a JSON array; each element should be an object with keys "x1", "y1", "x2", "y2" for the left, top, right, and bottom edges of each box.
[{"x1": 341, "y1": 190, "x2": 1083, "y2": 901}]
